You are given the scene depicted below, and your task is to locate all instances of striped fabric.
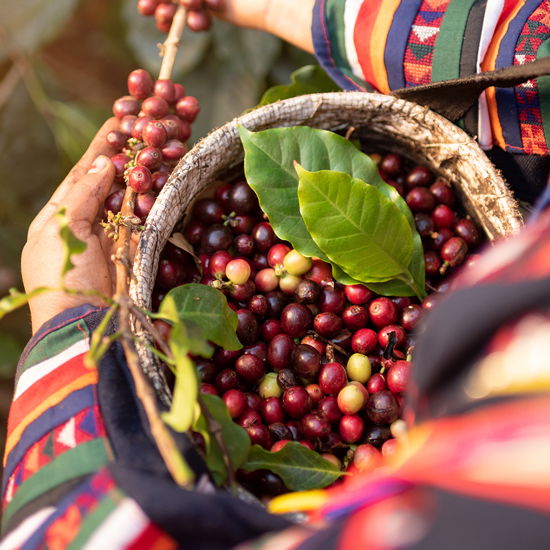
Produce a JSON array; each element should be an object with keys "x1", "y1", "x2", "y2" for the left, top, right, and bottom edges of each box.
[
  {"x1": 1, "y1": 307, "x2": 111, "y2": 535},
  {"x1": 311, "y1": 0, "x2": 550, "y2": 156}
]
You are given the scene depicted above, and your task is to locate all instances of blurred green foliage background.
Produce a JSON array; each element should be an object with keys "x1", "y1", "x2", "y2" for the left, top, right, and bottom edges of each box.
[{"x1": 0, "y1": 0, "x2": 316, "y2": 393}]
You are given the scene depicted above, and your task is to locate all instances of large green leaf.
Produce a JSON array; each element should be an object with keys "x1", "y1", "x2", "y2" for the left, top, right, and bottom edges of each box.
[
  {"x1": 258, "y1": 65, "x2": 339, "y2": 106},
  {"x1": 242, "y1": 443, "x2": 342, "y2": 491},
  {"x1": 160, "y1": 284, "x2": 241, "y2": 351},
  {"x1": 239, "y1": 126, "x2": 425, "y2": 296},
  {"x1": 297, "y1": 167, "x2": 417, "y2": 291},
  {"x1": 194, "y1": 394, "x2": 251, "y2": 485}
]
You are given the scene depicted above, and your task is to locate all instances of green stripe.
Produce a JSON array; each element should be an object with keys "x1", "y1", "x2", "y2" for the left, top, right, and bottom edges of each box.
[
  {"x1": 432, "y1": 0, "x2": 478, "y2": 83},
  {"x1": 20, "y1": 321, "x2": 89, "y2": 376},
  {"x1": 326, "y1": 0, "x2": 353, "y2": 83},
  {"x1": 68, "y1": 489, "x2": 121, "y2": 549},
  {"x1": 2, "y1": 439, "x2": 108, "y2": 530},
  {"x1": 536, "y1": 39, "x2": 550, "y2": 152}
]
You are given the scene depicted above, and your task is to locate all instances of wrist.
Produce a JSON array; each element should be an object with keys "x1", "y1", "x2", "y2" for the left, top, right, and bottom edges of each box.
[{"x1": 263, "y1": 0, "x2": 314, "y2": 53}]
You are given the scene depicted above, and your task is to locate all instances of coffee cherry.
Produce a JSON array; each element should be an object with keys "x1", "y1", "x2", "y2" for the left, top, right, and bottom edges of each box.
[
  {"x1": 318, "y1": 396, "x2": 342, "y2": 424},
  {"x1": 432, "y1": 227, "x2": 454, "y2": 249},
  {"x1": 386, "y1": 360, "x2": 411, "y2": 393},
  {"x1": 294, "y1": 279, "x2": 321, "y2": 303},
  {"x1": 161, "y1": 114, "x2": 191, "y2": 141},
  {"x1": 259, "y1": 373, "x2": 282, "y2": 398},
  {"x1": 453, "y1": 218, "x2": 480, "y2": 246},
  {"x1": 267, "y1": 244, "x2": 291, "y2": 267},
  {"x1": 252, "y1": 223, "x2": 276, "y2": 252},
  {"x1": 119, "y1": 114, "x2": 137, "y2": 135},
  {"x1": 223, "y1": 389, "x2": 247, "y2": 418},
  {"x1": 215, "y1": 368, "x2": 238, "y2": 393},
  {"x1": 401, "y1": 304, "x2": 423, "y2": 332},
  {"x1": 138, "y1": 0, "x2": 159, "y2": 16},
  {"x1": 234, "y1": 234, "x2": 255, "y2": 256},
  {"x1": 269, "y1": 423, "x2": 292, "y2": 443},
  {"x1": 406, "y1": 187, "x2": 436, "y2": 212},
  {"x1": 318, "y1": 362, "x2": 347, "y2": 395},
  {"x1": 261, "y1": 319, "x2": 281, "y2": 341},
  {"x1": 380, "y1": 153, "x2": 402, "y2": 176},
  {"x1": 201, "y1": 224, "x2": 232, "y2": 253},
  {"x1": 424, "y1": 250, "x2": 442, "y2": 277},
  {"x1": 235, "y1": 354, "x2": 265, "y2": 384},
  {"x1": 432, "y1": 204, "x2": 456, "y2": 229},
  {"x1": 248, "y1": 294, "x2": 268, "y2": 316},
  {"x1": 351, "y1": 328, "x2": 377, "y2": 354},
  {"x1": 342, "y1": 305, "x2": 369, "y2": 331},
  {"x1": 265, "y1": 291, "x2": 289, "y2": 318},
  {"x1": 366, "y1": 373, "x2": 386, "y2": 394},
  {"x1": 200, "y1": 383, "x2": 218, "y2": 395},
  {"x1": 155, "y1": 2, "x2": 177, "y2": 32},
  {"x1": 430, "y1": 179, "x2": 455, "y2": 206},
  {"x1": 282, "y1": 386, "x2": 311, "y2": 419},
  {"x1": 127, "y1": 69, "x2": 153, "y2": 99},
  {"x1": 366, "y1": 391, "x2": 399, "y2": 425},
  {"x1": 301, "y1": 335, "x2": 325, "y2": 355},
  {"x1": 154, "y1": 79, "x2": 176, "y2": 103},
  {"x1": 283, "y1": 250, "x2": 312, "y2": 276},
  {"x1": 305, "y1": 383, "x2": 323, "y2": 405},
  {"x1": 142, "y1": 96, "x2": 170, "y2": 118},
  {"x1": 255, "y1": 268, "x2": 279, "y2": 293},
  {"x1": 314, "y1": 312, "x2": 343, "y2": 338},
  {"x1": 302, "y1": 414, "x2": 330, "y2": 440},
  {"x1": 353, "y1": 444, "x2": 382, "y2": 473},
  {"x1": 180, "y1": 0, "x2": 203, "y2": 8},
  {"x1": 187, "y1": 9, "x2": 212, "y2": 31},
  {"x1": 440, "y1": 237, "x2": 468, "y2": 267},
  {"x1": 128, "y1": 165, "x2": 153, "y2": 193},
  {"x1": 291, "y1": 344, "x2": 321, "y2": 379},
  {"x1": 344, "y1": 284, "x2": 373, "y2": 305},
  {"x1": 246, "y1": 425, "x2": 272, "y2": 449},
  {"x1": 267, "y1": 333, "x2": 294, "y2": 371},
  {"x1": 162, "y1": 139, "x2": 187, "y2": 160},
  {"x1": 278, "y1": 273, "x2": 301, "y2": 294},
  {"x1": 339, "y1": 415, "x2": 364, "y2": 443},
  {"x1": 106, "y1": 130, "x2": 127, "y2": 149},
  {"x1": 236, "y1": 309, "x2": 259, "y2": 345},
  {"x1": 406, "y1": 166, "x2": 434, "y2": 187},
  {"x1": 134, "y1": 193, "x2": 156, "y2": 223},
  {"x1": 226, "y1": 258, "x2": 251, "y2": 285},
  {"x1": 369, "y1": 297, "x2": 398, "y2": 328},
  {"x1": 280, "y1": 303, "x2": 312, "y2": 338},
  {"x1": 306, "y1": 260, "x2": 333, "y2": 285},
  {"x1": 319, "y1": 286, "x2": 346, "y2": 314},
  {"x1": 175, "y1": 96, "x2": 201, "y2": 122},
  {"x1": 381, "y1": 438, "x2": 398, "y2": 458},
  {"x1": 414, "y1": 213, "x2": 434, "y2": 237},
  {"x1": 277, "y1": 368, "x2": 300, "y2": 390},
  {"x1": 238, "y1": 408, "x2": 261, "y2": 428},
  {"x1": 105, "y1": 189, "x2": 124, "y2": 214},
  {"x1": 346, "y1": 353, "x2": 371, "y2": 383},
  {"x1": 337, "y1": 384, "x2": 366, "y2": 415},
  {"x1": 113, "y1": 95, "x2": 140, "y2": 118},
  {"x1": 143, "y1": 120, "x2": 168, "y2": 147},
  {"x1": 261, "y1": 397, "x2": 285, "y2": 424}
]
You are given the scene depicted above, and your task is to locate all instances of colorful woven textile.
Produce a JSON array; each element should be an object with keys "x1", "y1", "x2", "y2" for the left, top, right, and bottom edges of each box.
[{"x1": 312, "y1": 0, "x2": 550, "y2": 156}]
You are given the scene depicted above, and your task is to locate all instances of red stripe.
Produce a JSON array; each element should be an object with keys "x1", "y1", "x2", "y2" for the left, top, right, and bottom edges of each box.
[
  {"x1": 126, "y1": 522, "x2": 177, "y2": 550},
  {"x1": 354, "y1": 0, "x2": 385, "y2": 91},
  {"x1": 8, "y1": 354, "x2": 89, "y2": 435}
]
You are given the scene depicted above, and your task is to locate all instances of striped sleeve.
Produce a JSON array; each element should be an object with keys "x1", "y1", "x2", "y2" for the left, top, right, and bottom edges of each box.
[{"x1": 2, "y1": 306, "x2": 112, "y2": 534}]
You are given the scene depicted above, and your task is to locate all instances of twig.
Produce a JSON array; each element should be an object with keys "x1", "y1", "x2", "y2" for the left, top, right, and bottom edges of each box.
[
  {"x1": 158, "y1": 5, "x2": 187, "y2": 80},
  {"x1": 114, "y1": 186, "x2": 192, "y2": 487}
]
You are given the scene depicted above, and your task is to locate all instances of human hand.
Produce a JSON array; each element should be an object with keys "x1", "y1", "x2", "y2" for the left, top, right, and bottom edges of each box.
[
  {"x1": 210, "y1": 0, "x2": 314, "y2": 52},
  {"x1": 21, "y1": 118, "x2": 122, "y2": 334}
]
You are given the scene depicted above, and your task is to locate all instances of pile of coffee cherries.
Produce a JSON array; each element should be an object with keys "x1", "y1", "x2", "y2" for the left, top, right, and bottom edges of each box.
[
  {"x1": 151, "y1": 152, "x2": 483, "y2": 481},
  {"x1": 102, "y1": 68, "x2": 199, "y2": 222},
  {"x1": 137, "y1": 0, "x2": 224, "y2": 33}
]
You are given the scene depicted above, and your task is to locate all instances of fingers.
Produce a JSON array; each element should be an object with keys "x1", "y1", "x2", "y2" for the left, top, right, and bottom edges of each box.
[
  {"x1": 60, "y1": 155, "x2": 116, "y2": 225},
  {"x1": 28, "y1": 118, "x2": 119, "y2": 236}
]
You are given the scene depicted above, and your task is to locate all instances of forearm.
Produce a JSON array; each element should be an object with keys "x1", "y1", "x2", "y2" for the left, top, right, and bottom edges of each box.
[{"x1": 216, "y1": 0, "x2": 314, "y2": 53}]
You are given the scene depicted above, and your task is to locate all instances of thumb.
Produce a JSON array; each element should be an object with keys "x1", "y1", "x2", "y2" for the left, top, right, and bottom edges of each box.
[{"x1": 62, "y1": 155, "x2": 116, "y2": 224}]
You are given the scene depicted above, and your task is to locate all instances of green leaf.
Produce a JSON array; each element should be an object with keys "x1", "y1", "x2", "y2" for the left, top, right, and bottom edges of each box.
[
  {"x1": 54, "y1": 207, "x2": 87, "y2": 277},
  {"x1": 162, "y1": 324, "x2": 200, "y2": 433},
  {"x1": 160, "y1": 284, "x2": 241, "y2": 351},
  {"x1": 297, "y1": 167, "x2": 414, "y2": 282},
  {"x1": 258, "y1": 65, "x2": 339, "y2": 106},
  {"x1": 194, "y1": 394, "x2": 251, "y2": 485},
  {"x1": 239, "y1": 125, "x2": 425, "y2": 296},
  {"x1": 242, "y1": 443, "x2": 342, "y2": 491},
  {"x1": 159, "y1": 295, "x2": 213, "y2": 358},
  {"x1": 0, "y1": 287, "x2": 50, "y2": 320},
  {"x1": 0, "y1": 333, "x2": 23, "y2": 378}
]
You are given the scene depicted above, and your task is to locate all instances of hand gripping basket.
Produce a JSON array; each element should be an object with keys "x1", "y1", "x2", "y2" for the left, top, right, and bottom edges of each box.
[{"x1": 129, "y1": 91, "x2": 524, "y2": 402}]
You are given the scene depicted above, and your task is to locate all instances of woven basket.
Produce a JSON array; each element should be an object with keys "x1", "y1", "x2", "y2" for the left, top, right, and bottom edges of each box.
[{"x1": 129, "y1": 91, "x2": 524, "y2": 401}]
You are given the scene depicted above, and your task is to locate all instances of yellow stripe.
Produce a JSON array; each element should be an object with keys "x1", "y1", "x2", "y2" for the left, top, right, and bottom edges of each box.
[
  {"x1": 481, "y1": 0, "x2": 527, "y2": 149},
  {"x1": 368, "y1": 0, "x2": 401, "y2": 93},
  {"x1": 4, "y1": 372, "x2": 98, "y2": 464},
  {"x1": 268, "y1": 490, "x2": 329, "y2": 514}
]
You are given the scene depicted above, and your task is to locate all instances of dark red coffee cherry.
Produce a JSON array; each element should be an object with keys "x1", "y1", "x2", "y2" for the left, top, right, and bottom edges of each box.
[
  {"x1": 453, "y1": 218, "x2": 480, "y2": 246},
  {"x1": 440, "y1": 237, "x2": 468, "y2": 267},
  {"x1": 406, "y1": 166, "x2": 434, "y2": 187},
  {"x1": 290, "y1": 344, "x2": 321, "y2": 380},
  {"x1": 365, "y1": 390, "x2": 399, "y2": 425},
  {"x1": 430, "y1": 179, "x2": 455, "y2": 206},
  {"x1": 406, "y1": 187, "x2": 436, "y2": 213},
  {"x1": 280, "y1": 303, "x2": 312, "y2": 338},
  {"x1": 282, "y1": 386, "x2": 312, "y2": 419}
]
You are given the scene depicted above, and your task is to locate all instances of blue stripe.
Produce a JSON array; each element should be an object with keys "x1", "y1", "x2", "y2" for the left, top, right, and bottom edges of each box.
[
  {"x1": 385, "y1": 0, "x2": 423, "y2": 90},
  {"x1": 495, "y1": 0, "x2": 544, "y2": 152},
  {"x1": 2, "y1": 386, "x2": 96, "y2": 493},
  {"x1": 311, "y1": 0, "x2": 370, "y2": 91}
]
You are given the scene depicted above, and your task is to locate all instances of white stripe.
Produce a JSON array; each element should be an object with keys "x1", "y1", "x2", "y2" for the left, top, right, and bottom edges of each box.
[
  {"x1": 14, "y1": 338, "x2": 90, "y2": 400},
  {"x1": 0, "y1": 507, "x2": 55, "y2": 550},
  {"x1": 477, "y1": 0, "x2": 505, "y2": 149},
  {"x1": 344, "y1": 0, "x2": 365, "y2": 81},
  {"x1": 82, "y1": 498, "x2": 149, "y2": 550}
]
